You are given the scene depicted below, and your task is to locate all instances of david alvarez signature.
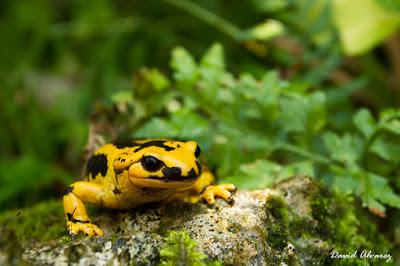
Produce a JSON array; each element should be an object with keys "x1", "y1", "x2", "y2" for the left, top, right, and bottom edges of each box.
[{"x1": 330, "y1": 250, "x2": 392, "y2": 263}]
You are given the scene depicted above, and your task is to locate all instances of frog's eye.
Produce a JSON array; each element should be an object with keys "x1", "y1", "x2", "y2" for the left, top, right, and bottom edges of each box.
[
  {"x1": 195, "y1": 145, "x2": 201, "y2": 158},
  {"x1": 141, "y1": 156, "x2": 163, "y2": 172}
]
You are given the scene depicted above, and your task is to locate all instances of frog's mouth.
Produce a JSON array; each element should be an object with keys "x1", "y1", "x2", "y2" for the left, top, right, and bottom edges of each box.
[
  {"x1": 128, "y1": 167, "x2": 199, "y2": 189},
  {"x1": 128, "y1": 177, "x2": 197, "y2": 189},
  {"x1": 127, "y1": 163, "x2": 201, "y2": 189},
  {"x1": 158, "y1": 166, "x2": 199, "y2": 182}
]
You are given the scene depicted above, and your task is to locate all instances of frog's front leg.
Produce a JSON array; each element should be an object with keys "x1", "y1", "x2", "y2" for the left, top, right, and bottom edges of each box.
[
  {"x1": 63, "y1": 181, "x2": 113, "y2": 237},
  {"x1": 194, "y1": 170, "x2": 236, "y2": 205},
  {"x1": 201, "y1": 183, "x2": 237, "y2": 205},
  {"x1": 171, "y1": 169, "x2": 236, "y2": 205}
]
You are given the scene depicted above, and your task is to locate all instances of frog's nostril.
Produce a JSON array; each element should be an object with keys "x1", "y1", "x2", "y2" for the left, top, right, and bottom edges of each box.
[
  {"x1": 162, "y1": 167, "x2": 182, "y2": 179},
  {"x1": 172, "y1": 167, "x2": 181, "y2": 175}
]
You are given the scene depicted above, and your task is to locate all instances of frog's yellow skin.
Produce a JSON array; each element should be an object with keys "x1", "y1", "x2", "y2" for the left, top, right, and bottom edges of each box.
[{"x1": 63, "y1": 139, "x2": 236, "y2": 237}]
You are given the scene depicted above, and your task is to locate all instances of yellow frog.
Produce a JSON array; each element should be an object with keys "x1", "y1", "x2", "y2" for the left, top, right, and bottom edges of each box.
[{"x1": 63, "y1": 139, "x2": 236, "y2": 236}]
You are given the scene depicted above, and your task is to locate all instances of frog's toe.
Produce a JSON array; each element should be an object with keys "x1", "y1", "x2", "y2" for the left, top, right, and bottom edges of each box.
[
  {"x1": 67, "y1": 223, "x2": 78, "y2": 236},
  {"x1": 67, "y1": 222, "x2": 103, "y2": 237},
  {"x1": 92, "y1": 225, "x2": 104, "y2": 236},
  {"x1": 219, "y1": 184, "x2": 237, "y2": 192},
  {"x1": 202, "y1": 190, "x2": 216, "y2": 205},
  {"x1": 78, "y1": 224, "x2": 103, "y2": 237},
  {"x1": 201, "y1": 184, "x2": 236, "y2": 206}
]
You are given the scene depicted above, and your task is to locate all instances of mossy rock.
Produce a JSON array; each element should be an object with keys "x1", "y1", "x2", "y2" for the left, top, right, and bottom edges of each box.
[{"x1": 0, "y1": 175, "x2": 393, "y2": 265}]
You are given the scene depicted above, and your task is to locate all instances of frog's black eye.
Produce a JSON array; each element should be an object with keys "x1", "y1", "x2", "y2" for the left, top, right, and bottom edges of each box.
[
  {"x1": 195, "y1": 145, "x2": 201, "y2": 158},
  {"x1": 141, "y1": 156, "x2": 163, "y2": 172}
]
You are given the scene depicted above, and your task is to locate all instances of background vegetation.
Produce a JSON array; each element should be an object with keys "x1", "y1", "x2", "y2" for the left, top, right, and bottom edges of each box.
[{"x1": 1, "y1": 0, "x2": 400, "y2": 258}]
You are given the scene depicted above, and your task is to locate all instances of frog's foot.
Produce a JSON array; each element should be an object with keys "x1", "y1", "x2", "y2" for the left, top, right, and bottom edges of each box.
[
  {"x1": 201, "y1": 184, "x2": 236, "y2": 205},
  {"x1": 67, "y1": 221, "x2": 104, "y2": 237},
  {"x1": 181, "y1": 195, "x2": 202, "y2": 204}
]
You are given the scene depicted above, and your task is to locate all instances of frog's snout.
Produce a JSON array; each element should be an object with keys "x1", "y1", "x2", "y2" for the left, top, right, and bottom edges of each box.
[
  {"x1": 162, "y1": 167, "x2": 181, "y2": 179},
  {"x1": 162, "y1": 166, "x2": 199, "y2": 181}
]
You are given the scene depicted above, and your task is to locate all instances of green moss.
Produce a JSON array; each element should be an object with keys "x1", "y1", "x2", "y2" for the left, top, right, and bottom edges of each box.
[
  {"x1": 159, "y1": 231, "x2": 221, "y2": 266},
  {"x1": 311, "y1": 189, "x2": 332, "y2": 222},
  {"x1": 264, "y1": 195, "x2": 289, "y2": 250},
  {"x1": 310, "y1": 186, "x2": 393, "y2": 265},
  {"x1": 0, "y1": 199, "x2": 66, "y2": 244},
  {"x1": 312, "y1": 190, "x2": 391, "y2": 265},
  {"x1": 264, "y1": 182, "x2": 393, "y2": 265}
]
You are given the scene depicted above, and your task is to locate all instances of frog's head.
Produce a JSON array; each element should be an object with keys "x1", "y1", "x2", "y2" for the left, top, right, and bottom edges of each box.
[{"x1": 113, "y1": 139, "x2": 202, "y2": 189}]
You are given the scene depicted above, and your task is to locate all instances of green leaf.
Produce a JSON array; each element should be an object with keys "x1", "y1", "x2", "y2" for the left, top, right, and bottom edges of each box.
[
  {"x1": 333, "y1": 0, "x2": 400, "y2": 55},
  {"x1": 143, "y1": 69, "x2": 171, "y2": 91},
  {"x1": 170, "y1": 47, "x2": 198, "y2": 86},
  {"x1": 240, "y1": 132, "x2": 273, "y2": 155},
  {"x1": 278, "y1": 91, "x2": 326, "y2": 134},
  {"x1": 247, "y1": 19, "x2": 285, "y2": 41},
  {"x1": 285, "y1": 161, "x2": 315, "y2": 177},
  {"x1": 363, "y1": 173, "x2": 400, "y2": 210},
  {"x1": 353, "y1": 109, "x2": 376, "y2": 138},
  {"x1": 333, "y1": 175, "x2": 361, "y2": 194},
  {"x1": 239, "y1": 71, "x2": 281, "y2": 108},
  {"x1": 307, "y1": 91, "x2": 326, "y2": 133},
  {"x1": 279, "y1": 96, "x2": 308, "y2": 133},
  {"x1": 322, "y1": 132, "x2": 363, "y2": 163},
  {"x1": 199, "y1": 43, "x2": 225, "y2": 88},
  {"x1": 379, "y1": 109, "x2": 400, "y2": 135},
  {"x1": 260, "y1": 71, "x2": 283, "y2": 94},
  {"x1": 221, "y1": 160, "x2": 313, "y2": 190},
  {"x1": 221, "y1": 160, "x2": 285, "y2": 190},
  {"x1": 134, "y1": 117, "x2": 178, "y2": 138},
  {"x1": 200, "y1": 43, "x2": 225, "y2": 72},
  {"x1": 382, "y1": 120, "x2": 400, "y2": 135},
  {"x1": 111, "y1": 90, "x2": 133, "y2": 104},
  {"x1": 135, "y1": 110, "x2": 210, "y2": 141},
  {"x1": 370, "y1": 135, "x2": 400, "y2": 162}
]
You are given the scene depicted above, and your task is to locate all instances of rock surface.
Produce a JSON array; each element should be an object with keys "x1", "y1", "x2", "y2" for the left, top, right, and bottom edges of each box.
[{"x1": 0, "y1": 175, "x2": 392, "y2": 265}]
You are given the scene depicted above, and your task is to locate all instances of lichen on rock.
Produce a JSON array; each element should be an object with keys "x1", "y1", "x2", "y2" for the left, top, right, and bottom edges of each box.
[{"x1": 0, "y1": 175, "x2": 392, "y2": 265}]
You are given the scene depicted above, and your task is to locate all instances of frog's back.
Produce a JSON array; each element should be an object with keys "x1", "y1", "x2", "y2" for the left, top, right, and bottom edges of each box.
[{"x1": 84, "y1": 144, "x2": 120, "y2": 185}]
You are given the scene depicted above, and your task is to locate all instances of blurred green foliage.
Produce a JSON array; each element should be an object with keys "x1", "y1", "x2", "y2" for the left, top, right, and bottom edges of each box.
[
  {"x1": 0, "y1": 0, "x2": 400, "y2": 244},
  {"x1": 333, "y1": 0, "x2": 400, "y2": 55},
  {"x1": 122, "y1": 43, "x2": 400, "y2": 215}
]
